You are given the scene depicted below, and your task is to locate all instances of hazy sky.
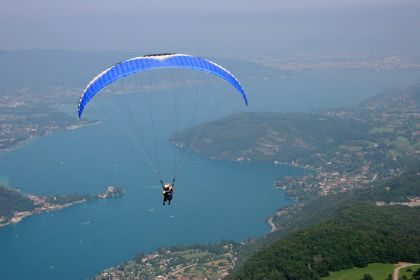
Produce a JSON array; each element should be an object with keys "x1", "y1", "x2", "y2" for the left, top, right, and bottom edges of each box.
[{"x1": 1, "y1": 0, "x2": 419, "y2": 58}]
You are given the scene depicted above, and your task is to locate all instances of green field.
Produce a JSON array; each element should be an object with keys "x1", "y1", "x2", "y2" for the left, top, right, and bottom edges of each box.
[
  {"x1": 181, "y1": 250, "x2": 210, "y2": 260},
  {"x1": 323, "y1": 263, "x2": 394, "y2": 280},
  {"x1": 370, "y1": 127, "x2": 395, "y2": 134}
]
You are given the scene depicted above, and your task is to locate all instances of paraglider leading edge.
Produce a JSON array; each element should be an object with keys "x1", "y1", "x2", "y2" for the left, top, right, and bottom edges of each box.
[{"x1": 77, "y1": 53, "x2": 248, "y2": 118}]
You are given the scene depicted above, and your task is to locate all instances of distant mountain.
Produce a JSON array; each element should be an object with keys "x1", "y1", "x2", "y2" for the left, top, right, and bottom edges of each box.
[
  {"x1": 0, "y1": 50, "x2": 132, "y2": 91},
  {"x1": 0, "y1": 49, "x2": 292, "y2": 92}
]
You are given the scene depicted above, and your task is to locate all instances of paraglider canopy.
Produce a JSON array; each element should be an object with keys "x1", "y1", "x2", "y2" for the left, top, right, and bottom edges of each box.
[{"x1": 78, "y1": 53, "x2": 248, "y2": 118}]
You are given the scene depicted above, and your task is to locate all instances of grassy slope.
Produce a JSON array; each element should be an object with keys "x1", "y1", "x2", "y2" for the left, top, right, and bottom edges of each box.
[
  {"x1": 323, "y1": 263, "x2": 394, "y2": 280},
  {"x1": 324, "y1": 263, "x2": 420, "y2": 280}
]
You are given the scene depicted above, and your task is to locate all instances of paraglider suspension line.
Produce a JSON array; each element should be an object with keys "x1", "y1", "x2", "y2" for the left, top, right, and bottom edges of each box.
[{"x1": 145, "y1": 93, "x2": 162, "y2": 180}]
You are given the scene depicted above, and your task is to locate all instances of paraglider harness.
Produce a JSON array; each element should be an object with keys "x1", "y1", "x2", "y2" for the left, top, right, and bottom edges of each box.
[{"x1": 161, "y1": 178, "x2": 175, "y2": 205}]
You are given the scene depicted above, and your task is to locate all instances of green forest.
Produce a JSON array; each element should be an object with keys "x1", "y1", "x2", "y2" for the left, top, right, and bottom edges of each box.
[
  {"x1": 0, "y1": 186, "x2": 35, "y2": 219},
  {"x1": 228, "y1": 168, "x2": 420, "y2": 280},
  {"x1": 232, "y1": 203, "x2": 420, "y2": 280}
]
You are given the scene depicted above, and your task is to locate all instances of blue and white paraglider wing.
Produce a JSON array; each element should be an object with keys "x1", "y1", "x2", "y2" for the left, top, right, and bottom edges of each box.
[{"x1": 78, "y1": 53, "x2": 247, "y2": 117}]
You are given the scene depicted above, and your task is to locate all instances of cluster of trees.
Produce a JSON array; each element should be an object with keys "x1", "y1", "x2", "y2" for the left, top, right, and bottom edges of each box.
[
  {"x1": 403, "y1": 267, "x2": 420, "y2": 280},
  {"x1": 0, "y1": 186, "x2": 35, "y2": 219},
  {"x1": 45, "y1": 193, "x2": 94, "y2": 205}
]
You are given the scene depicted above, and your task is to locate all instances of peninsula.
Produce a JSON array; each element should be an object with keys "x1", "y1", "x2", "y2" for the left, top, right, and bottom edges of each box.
[{"x1": 0, "y1": 185, "x2": 125, "y2": 227}]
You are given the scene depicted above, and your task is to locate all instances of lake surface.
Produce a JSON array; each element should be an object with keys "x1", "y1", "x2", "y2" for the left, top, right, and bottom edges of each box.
[
  {"x1": 246, "y1": 69, "x2": 420, "y2": 112},
  {"x1": 0, "y1": 133, "x2": 297, "y2": 279},
  {"x1": 0, "y1": 69, "x2": 419, "y2": 280},
  {"x1": 0, "y1": 80, "x2": 299, "y2": 280}
]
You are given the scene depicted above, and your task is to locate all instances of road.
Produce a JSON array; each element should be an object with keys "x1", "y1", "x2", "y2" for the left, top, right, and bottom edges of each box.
[
  {"x1": 162, "y1": 263, "x2": 196, "y2": 280},
  {"x1": 267, "y1": 216, "x2": 276, "y2": 232},
  {"x1": 393, "y1": 262, "x2": 418, "y2": 280}
]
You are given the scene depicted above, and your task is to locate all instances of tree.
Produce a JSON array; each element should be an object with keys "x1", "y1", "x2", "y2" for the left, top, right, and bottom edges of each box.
[
  {"x1": 266, "y1": 270, "x2": 286, "y2": 280},
  {"x1": 361, "y1": 274, "x2": 373, "y2": 280},
  {"x1": 133, "y1": 252, "x2": 145, "y2": 264},
  {"x1": 413, "y1": 268, "x2": 420, "y2": 280}
]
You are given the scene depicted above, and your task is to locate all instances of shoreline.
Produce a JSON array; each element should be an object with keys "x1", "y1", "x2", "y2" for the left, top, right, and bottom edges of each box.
[
  {"x1": 0, "y1": 199, "x2": 86, "y2": 228},
  {"x1": 171, "y1": 142, "x2": 319, "y2": 174},
  {"x1": 0, "y1": 186, "x2": 124, "y2": 228},
  {"x1": 272, "y1": 161, "x2": 319, "y2": 173},
  {"x1": 265, "y1": 204, "x2": 303, "y2": 233},
  {"x1": 0, "y1": 120, "x2": 101, "y2": 156}
]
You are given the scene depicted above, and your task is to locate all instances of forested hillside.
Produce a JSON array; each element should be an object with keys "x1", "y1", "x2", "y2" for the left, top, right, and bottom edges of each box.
[
  {"x1": 172, "y1": 86, "x2": 419, "y2": 174},
  {"x1": 0, "y1": 186, "x2": 35, "y2": 219},
  {"x1": 229, "y1": 168, "x2": 420, "y2": 279},
  {"x1": 171, "y1": 112, "x2": 372, "y2": 163},
  {"x1": 232, "y1": 203, "x2": 420, "y2": 280}
]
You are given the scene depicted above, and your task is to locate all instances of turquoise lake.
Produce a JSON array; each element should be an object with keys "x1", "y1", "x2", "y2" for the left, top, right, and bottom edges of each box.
[{"x1": 0, "y1": 69, "x2": 419, "y2": 279}]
